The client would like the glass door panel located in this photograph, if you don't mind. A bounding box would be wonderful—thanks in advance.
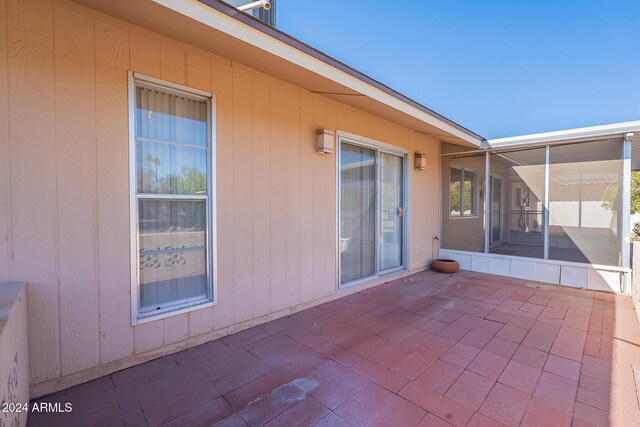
[380,153,404,271]
[490,177,502,244]
[340,143,376,283]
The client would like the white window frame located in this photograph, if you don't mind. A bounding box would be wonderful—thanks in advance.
[449,164,478,218]
[128,71,217,325]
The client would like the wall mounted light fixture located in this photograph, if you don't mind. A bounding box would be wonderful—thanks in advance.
[414,152,427,170]
[316,129,334,154]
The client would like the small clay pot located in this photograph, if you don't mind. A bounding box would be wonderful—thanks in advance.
[432,259,460,274]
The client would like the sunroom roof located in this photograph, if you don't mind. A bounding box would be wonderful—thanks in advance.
[488,120,640,148]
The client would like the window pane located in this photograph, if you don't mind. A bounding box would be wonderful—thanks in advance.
[549,139,623,266]
[463,170,476,215]
[137,141,207,195]
[135,85,208,196]
[136,86,207,146]
[138,200,208,313]
[340,143,376,284]
[450,167,462,216]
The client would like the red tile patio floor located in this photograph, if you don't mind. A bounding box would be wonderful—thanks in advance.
[29,270,640,427]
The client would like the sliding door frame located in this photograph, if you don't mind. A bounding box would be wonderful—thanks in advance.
[336,131,410,291]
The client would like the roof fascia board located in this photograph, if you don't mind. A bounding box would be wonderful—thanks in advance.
[488,120,640,148]
[152,0,483,145]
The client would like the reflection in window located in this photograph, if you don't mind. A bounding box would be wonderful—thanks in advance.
[135,86,208,195]
[449,167,462,216]
[138,200,208,314]
[450,166,477,217]
[340,143,376,284]
[463,170,476,215]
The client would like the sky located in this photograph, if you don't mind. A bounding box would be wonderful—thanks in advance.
[277,0,640,139]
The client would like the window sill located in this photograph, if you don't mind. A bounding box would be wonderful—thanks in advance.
[133,299,215,326]
[338,268,408,292]
[449,215,479,219]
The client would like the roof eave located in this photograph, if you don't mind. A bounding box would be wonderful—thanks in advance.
[488,120,640,148]
[151,0,483,145]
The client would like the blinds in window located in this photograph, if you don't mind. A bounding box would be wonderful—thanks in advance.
[135,86,208,195]
[133,80,211,316]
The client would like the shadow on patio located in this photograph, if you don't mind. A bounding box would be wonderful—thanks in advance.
[28,270,640,426]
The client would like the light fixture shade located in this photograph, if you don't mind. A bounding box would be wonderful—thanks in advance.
[414,152,427,170]
[316,129,334,154]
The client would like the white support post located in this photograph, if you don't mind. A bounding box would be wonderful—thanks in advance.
[622,133,633,293]
[544,145,550,260]
[437,142,442,260]
[484,151,490,253]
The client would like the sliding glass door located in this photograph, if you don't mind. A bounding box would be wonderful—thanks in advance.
[340,143,376,283]
[380,153,404,271]
[339,137,406,287]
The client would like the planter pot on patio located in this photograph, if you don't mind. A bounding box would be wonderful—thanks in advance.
[432,259,459,274]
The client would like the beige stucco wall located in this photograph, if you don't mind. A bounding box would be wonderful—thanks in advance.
[0,0,441,397]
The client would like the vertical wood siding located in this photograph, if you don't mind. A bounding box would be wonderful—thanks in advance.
[0,0,11,282]
[7,0,61,384]
[95,21,133,364]
[54,7,99,375]
[186,52,215,337]
[0,0,441,391]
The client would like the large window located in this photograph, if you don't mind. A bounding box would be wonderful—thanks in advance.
[129,73,214,323]
[450,166,477,217]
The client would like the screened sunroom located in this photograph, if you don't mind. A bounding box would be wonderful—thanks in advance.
[439,124,637,293]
